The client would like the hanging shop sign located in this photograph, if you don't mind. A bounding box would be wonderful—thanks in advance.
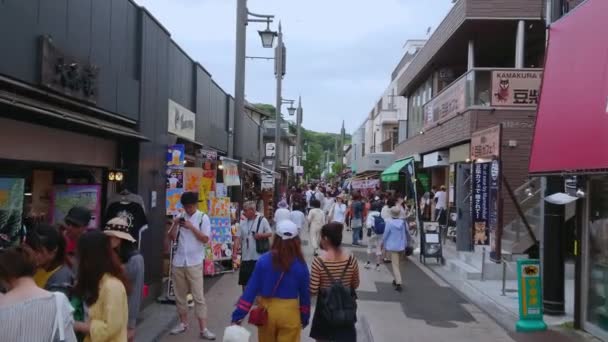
[423,76,467,128]
[198,148,218,161]
[265,143,276,157]
[488,159,502,261]
[167,144,185,168]
[491,70,542,107]
[222,161,241,187]
[516,259,547,332]
[261,173,274,190]
[0,178,24,247]
[351,179,380,190]
[472,162,490,245]
[294,165,304,175]
[423,151,450,168]
[471,125,501,160]
[168,99,196,141]
[40,36,99,103]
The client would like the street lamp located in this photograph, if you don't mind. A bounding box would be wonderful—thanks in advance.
[233,0,275,158]
[281,99,296,116]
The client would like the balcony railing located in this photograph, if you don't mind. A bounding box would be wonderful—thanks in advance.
[422,68,543,129]
[381,137,397,152]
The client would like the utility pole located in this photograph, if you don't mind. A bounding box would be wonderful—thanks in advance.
[232,0,247,158]
[274,23,284,200]
[296,96,303,182]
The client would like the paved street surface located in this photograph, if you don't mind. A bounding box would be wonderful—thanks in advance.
[160,230,584,342]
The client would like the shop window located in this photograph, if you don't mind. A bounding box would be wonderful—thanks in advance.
[587,176,608,334]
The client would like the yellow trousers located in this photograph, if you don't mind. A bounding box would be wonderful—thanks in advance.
[257,297,301,342]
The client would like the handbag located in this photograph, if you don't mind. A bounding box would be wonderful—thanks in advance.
[254,216,270,254]
[248,272,285,326]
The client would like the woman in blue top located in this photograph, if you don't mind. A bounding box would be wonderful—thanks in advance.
[231,220,311,341]
[382,206,409,292]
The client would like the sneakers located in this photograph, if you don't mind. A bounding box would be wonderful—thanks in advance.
[375,264,381,271]
[170,322,188,335]
[200,328,216,340]
[364,261,371,269]
[395,284,403,292]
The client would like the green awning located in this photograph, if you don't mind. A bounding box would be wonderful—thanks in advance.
[381,158,413,182]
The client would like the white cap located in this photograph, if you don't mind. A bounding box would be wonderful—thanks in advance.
[276,220,299,240]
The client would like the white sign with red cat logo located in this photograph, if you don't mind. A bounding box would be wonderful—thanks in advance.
[491,70,543,107]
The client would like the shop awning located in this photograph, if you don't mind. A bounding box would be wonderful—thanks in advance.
[242,161,278,176]
[529,0,608,174]
[381,158,413,182]
[0,89,148,141]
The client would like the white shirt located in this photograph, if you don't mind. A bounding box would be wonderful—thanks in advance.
[290,210,306,230]
[239,214,272,261]
[172,210,211,267]
[305,190,313,206]
[331,203,347,224]
[274,208,291,223]
[323,197,335,215]
[435,190,447,209]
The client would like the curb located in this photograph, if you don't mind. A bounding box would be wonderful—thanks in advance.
[358,314,375,342]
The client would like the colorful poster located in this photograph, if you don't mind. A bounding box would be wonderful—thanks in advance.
[166,188,183,216]
[51,185,101,229]
[184,167,203,192]
[210,197,230,217]
[489,160,501,261]
[222,161,241,187]
[210,217,232,260]
[166,169,184,189]
[0,178,24,247]
[167,144,185,168]
[198,178,213,214]
[472,163,490,245]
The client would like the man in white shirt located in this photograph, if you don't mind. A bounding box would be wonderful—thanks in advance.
[236,201,272,291]
[434,185,448,224]
[169,192,215,340]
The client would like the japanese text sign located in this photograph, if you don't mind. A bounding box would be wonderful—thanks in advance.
[472,163,490,245]
[471,125,501,160]
[424,76,467,127]
[491,70,542,107]
[516,259,547,332]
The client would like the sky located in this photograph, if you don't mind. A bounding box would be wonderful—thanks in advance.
[135,0,454,134]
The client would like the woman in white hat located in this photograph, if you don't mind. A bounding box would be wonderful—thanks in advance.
[104,217,145,342]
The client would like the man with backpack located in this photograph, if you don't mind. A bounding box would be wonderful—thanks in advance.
[235,201,272,292]
[364,199,385,270]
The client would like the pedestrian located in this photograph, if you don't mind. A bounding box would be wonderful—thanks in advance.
[231,220,311,342]
[307,199,325,256]
[24,224,74,295]
[0,246,77,342]
[274,200,291,224]
[434,185,447,224]
[327,193,347,225]
[103,217,145,342]
[62,206,91,268]
[167,192,216,340]
[305,185,314,213]
[350,192,364,246]
[364,200,384,271]
[290,200,308,234]
[237,201,273,292]
[314,186,326,210]
[382,206,409,292]
[380,197,396,263]
[72,231,130,341]
[309,223,360,341]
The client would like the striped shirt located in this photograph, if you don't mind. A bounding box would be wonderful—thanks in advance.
[310,255,360,295]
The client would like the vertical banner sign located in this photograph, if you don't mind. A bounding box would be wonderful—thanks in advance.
[516,259,547,332]
[166,145,185,216]
[223,161,241,187]
[0,178,24,247]
[488,160,500,261]
[472,163,490,245]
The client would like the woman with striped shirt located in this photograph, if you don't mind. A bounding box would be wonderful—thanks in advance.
[309,223,360,341]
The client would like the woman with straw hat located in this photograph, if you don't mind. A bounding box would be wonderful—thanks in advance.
[103,217,145,342]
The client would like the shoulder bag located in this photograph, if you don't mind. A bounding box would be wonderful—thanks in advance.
[248,272,285,326]
[254,216,270,254]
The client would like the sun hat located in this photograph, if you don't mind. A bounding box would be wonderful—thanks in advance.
[103,217,136,243]
[278,200,288,209]
[276,220,299,240]
[64,206,91,227]
[390,206,401,219]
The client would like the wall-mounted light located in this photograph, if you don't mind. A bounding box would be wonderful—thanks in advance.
[218,163,224,170]
[576,188,586,198]
[108,170,125,182]
[465,158,471,163]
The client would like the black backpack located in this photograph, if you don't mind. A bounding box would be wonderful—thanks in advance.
[319,256,357,326]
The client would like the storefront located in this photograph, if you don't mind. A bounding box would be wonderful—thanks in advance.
[529,0,608,338]
[422,150,450,220]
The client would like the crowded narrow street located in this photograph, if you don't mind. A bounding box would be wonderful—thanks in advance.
[1,0,608,341]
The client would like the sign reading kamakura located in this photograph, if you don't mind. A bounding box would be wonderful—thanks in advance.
[491,70,543,107]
